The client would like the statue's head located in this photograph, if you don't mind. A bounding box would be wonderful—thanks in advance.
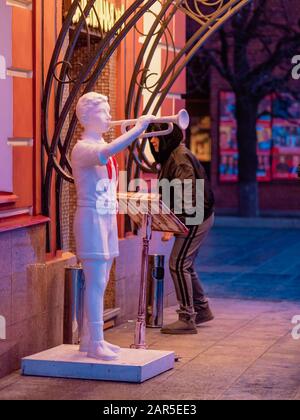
[76,92,111,133]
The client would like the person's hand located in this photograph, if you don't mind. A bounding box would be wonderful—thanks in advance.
[135,115,155,131]
[162,232,174,242]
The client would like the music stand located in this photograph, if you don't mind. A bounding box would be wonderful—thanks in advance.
[118,192,188,349]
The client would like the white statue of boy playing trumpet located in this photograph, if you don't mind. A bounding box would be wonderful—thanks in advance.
[72,92,154,361]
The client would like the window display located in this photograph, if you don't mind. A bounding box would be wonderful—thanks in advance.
[190,116,211,162]
[219,91,300,182]
[272,93,300,180]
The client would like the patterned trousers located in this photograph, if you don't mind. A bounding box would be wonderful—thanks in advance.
[169,214,215,316]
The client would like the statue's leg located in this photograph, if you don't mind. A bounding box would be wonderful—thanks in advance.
[82,259,118,360]
[80,259,120,353]
[79,291,89,352]
[103,258,121,354]
[105,258,114,287]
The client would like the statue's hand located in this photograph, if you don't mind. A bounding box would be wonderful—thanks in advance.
[135,115,155,131]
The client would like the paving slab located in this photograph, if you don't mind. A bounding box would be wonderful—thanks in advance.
[0,298,299,400]
[198,226,300,303]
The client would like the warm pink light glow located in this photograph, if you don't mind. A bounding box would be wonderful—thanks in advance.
[0,2,13,192]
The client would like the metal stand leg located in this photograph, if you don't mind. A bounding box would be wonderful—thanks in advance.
[132,213,152,349]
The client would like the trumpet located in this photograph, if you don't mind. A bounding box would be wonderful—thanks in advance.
[110,109,190,139]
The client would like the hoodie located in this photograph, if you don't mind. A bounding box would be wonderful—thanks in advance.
[148,124,215,226]
[148,123,183,164]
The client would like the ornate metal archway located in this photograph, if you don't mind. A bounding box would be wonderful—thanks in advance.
[42,0,252,250]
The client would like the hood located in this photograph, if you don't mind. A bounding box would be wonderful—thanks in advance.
[148,123,183,164]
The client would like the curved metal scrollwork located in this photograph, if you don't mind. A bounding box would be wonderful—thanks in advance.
[42,0,252,250]
[42,0,156,249]
[133,2,177,95]
[126,0,252,179]
[182,0,233,24]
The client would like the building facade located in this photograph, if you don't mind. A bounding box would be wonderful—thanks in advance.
[0,0,186,378]
[187,0,300,216]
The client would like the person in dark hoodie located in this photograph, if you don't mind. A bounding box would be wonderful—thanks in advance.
[148,123,215,334]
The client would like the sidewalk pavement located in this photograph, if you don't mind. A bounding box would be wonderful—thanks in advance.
[0,297,299,400]
[197,226,300,302]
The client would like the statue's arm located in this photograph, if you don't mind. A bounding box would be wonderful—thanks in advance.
[72,116,153,167]
[98,115,153,163]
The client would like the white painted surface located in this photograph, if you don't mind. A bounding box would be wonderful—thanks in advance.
[141,2,162,116]
[22,345,175,383]
[140,2,165,164]
[7,137,33,146]
[6,67,33,78]
[0,55,6,79]
[6,0,32,10]
[0,206,32,218]
[0,2,13,192]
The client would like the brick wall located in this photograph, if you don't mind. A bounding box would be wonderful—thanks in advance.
[0,225,76,378]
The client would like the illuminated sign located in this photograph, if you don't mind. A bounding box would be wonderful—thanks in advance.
[70,0,125,33]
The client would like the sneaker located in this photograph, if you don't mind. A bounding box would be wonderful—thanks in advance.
[194,302,214,326]
[161,314,197,335]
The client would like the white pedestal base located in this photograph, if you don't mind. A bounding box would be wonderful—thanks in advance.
[21,345,175,383]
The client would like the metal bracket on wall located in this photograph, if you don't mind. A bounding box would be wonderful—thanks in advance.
[7,138,33,147]
[0,207,33,219]
[6,0,32,10]
[6,67,33,79]
[0,194,18,205]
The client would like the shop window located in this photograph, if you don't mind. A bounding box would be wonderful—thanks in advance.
[0,3,13,193]
[190,115,212,179]
[219,91,300,182]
